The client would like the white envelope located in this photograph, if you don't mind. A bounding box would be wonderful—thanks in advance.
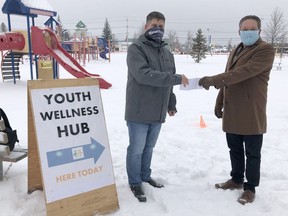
[180,78,203,90]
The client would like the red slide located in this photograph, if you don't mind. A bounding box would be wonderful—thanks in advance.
[31,26,112,89]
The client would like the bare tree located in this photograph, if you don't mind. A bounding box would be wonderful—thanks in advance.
[133,23,145,41]
[227,39,233,52]
[132,32,138,42]
[167,30,177,52]
[263,8,287,47]
[184,31,193,54]
[0,22,7,32]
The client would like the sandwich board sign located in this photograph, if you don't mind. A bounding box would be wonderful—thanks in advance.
[27,78,119,216]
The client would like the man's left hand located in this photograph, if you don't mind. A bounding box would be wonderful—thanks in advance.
[198,76,215,90]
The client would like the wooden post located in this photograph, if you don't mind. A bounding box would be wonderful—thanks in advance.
[96,37,99,60]
[108,39,111,63]
[83,36,86,66]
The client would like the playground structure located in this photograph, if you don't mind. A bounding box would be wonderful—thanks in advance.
[0,0,112,89]
[98,38,110,60]
[31,26,111,88]
[0,32,26,81]
[61,36,111,64]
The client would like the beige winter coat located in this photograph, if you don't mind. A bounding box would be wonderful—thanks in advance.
[212,38,275,135]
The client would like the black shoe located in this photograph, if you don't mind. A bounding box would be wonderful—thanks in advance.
[130,186,147,202]
[145,179,164,188]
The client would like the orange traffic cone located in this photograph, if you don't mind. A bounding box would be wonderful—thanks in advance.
[200,115,207,128]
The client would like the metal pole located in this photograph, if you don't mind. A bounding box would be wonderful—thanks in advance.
[27,15,34,80]
[0,161,3,181]
[126,18,128,50]
[7,14,17,84]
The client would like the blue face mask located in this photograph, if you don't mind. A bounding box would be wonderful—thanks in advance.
[144,27,164,44]
[239,30,260,46]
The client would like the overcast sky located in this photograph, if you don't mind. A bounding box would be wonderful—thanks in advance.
[1,0,288,45]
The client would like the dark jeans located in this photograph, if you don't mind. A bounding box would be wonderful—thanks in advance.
[226,133,263,193]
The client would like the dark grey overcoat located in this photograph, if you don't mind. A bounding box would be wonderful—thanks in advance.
[125,35,182,124]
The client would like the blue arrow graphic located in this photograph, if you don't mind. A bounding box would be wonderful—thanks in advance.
[46,138,105,168]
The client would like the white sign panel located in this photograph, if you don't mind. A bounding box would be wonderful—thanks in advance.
[30,85,115,203]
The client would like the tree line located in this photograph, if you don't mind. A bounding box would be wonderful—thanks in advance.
[1,8,287,63]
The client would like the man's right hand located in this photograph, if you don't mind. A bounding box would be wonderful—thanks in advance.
[181,75,189,87]
[198,76,215,90]
[214,105,223,118]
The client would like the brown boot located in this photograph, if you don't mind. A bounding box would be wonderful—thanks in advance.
[215,179,243,190]
[237,190,255,205]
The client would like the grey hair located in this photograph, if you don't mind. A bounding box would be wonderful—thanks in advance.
[239,15,261,29]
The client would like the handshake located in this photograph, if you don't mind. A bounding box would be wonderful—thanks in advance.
[198,76,215,90]
[179,76,216,91]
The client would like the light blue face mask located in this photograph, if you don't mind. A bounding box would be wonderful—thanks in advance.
[239,30,260,46]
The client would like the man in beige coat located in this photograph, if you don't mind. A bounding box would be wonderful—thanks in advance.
[198,15,275,205]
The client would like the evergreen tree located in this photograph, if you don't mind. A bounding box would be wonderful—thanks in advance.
[56,15,71,41]
[102,18,113,41]
[190,29,208,63]
[0,22,7,33]
[55,15,63,40]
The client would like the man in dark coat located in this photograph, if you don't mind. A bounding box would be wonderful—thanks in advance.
[125,11,189,202]
[198,15,275,205]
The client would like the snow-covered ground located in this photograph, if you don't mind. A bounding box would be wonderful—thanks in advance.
[0,52,288,216]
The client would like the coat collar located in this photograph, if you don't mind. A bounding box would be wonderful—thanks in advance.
[138,34,167,48]
[229,38,263,67]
